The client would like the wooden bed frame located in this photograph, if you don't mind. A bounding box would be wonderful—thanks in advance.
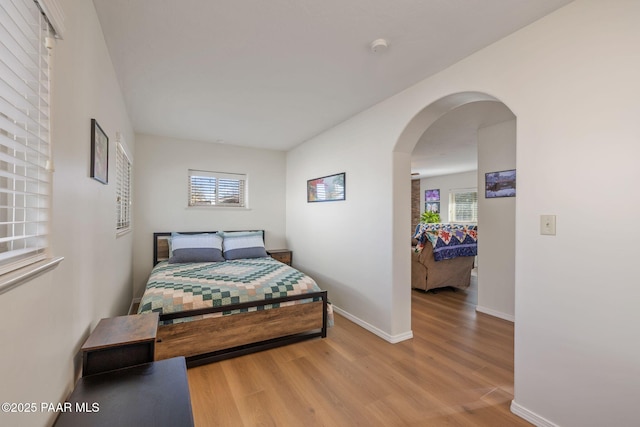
[148,231,328,367]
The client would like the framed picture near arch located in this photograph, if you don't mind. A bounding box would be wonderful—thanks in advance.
[307,172,346,202]
[425,188,440,202]
[90,118,109,184]
[485,169,516,198]
[426,202,440,213]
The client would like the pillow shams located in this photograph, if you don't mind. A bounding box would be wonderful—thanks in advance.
[221,231,268,260]
[169,233,225,263]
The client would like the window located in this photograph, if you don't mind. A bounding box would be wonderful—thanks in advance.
[116,142,131,233]
[188,170,246,208]
[0,0,54,275]
[449,189,478,223]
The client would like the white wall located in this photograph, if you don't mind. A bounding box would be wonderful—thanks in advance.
[286,124,411,340]
[288,1,640,426]
[132,134,287,296]
[420,171,477,223]
[477,120,516,321]
[0,1,135,426]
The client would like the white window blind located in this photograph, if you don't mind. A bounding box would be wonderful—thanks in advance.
[0,0,53,275]
[116,142,131,232]
[449,189,478,223]
[188,169,246,207]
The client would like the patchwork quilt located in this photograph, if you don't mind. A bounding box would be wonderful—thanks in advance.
[138,257,322,324]
[413,223,478,261]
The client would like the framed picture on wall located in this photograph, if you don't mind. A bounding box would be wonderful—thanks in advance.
[307,172,346,202]
[425,188,440,202]
[90,118,109,184]
[426,202,440,213]
[485,169,516,198]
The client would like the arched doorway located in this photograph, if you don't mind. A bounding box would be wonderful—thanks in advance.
[391,91,517,333]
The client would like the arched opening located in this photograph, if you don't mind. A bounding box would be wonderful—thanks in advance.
[390,91,517,334]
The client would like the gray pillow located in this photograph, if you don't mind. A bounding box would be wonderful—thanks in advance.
[168,233,224,263]
[220,231,268,260]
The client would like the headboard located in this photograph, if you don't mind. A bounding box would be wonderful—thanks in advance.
[153,230,265,266]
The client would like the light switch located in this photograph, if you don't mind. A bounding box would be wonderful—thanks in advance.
[540,215,556,235]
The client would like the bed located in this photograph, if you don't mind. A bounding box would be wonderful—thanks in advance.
[137,231,328,367]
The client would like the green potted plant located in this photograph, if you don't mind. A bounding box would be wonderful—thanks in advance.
[421,210,440,223]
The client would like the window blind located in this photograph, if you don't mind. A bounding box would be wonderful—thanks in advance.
[449,189,478,223]
[116,142,131,232]
[188,169,246,207]
[0,0,53,275]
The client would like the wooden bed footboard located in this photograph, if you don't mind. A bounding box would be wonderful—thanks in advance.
[155,291,328,367]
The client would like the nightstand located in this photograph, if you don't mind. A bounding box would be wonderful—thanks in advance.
[81,312,159,376]
[267,249,292,266]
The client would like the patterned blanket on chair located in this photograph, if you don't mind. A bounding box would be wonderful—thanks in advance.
[413,223,478,261]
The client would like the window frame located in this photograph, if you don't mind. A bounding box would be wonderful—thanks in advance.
[115,142,132,234]
[0,0,65,294]
[448,188,478,223]
[0,0,53,276]
[187,169,247,208]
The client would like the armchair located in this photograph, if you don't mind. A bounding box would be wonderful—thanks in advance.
[411,223,477,291]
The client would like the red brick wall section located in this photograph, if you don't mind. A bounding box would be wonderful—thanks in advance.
[411,179,420,234]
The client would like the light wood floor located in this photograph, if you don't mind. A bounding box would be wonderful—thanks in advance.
[187,280,530,426]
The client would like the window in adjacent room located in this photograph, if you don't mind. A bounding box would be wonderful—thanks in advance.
[116,142,131,233]
[449,188,478,223]
[188,169,247,208]
[0,0,55,276]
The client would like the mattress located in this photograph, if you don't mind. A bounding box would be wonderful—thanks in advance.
[137,257,322,324]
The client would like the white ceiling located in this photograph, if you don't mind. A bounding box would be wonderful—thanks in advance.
[93,0,571,155]
[411,101,515,179]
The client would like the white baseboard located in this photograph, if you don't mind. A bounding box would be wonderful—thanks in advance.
[511,400,559,427]
[475,305,515,322]
[332,305,413,343]
[128,297,141,315]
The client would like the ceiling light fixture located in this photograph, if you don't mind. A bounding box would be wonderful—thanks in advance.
[370,38,388,54]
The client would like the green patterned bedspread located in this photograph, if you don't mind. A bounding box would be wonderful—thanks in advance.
[137,257,322,324]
